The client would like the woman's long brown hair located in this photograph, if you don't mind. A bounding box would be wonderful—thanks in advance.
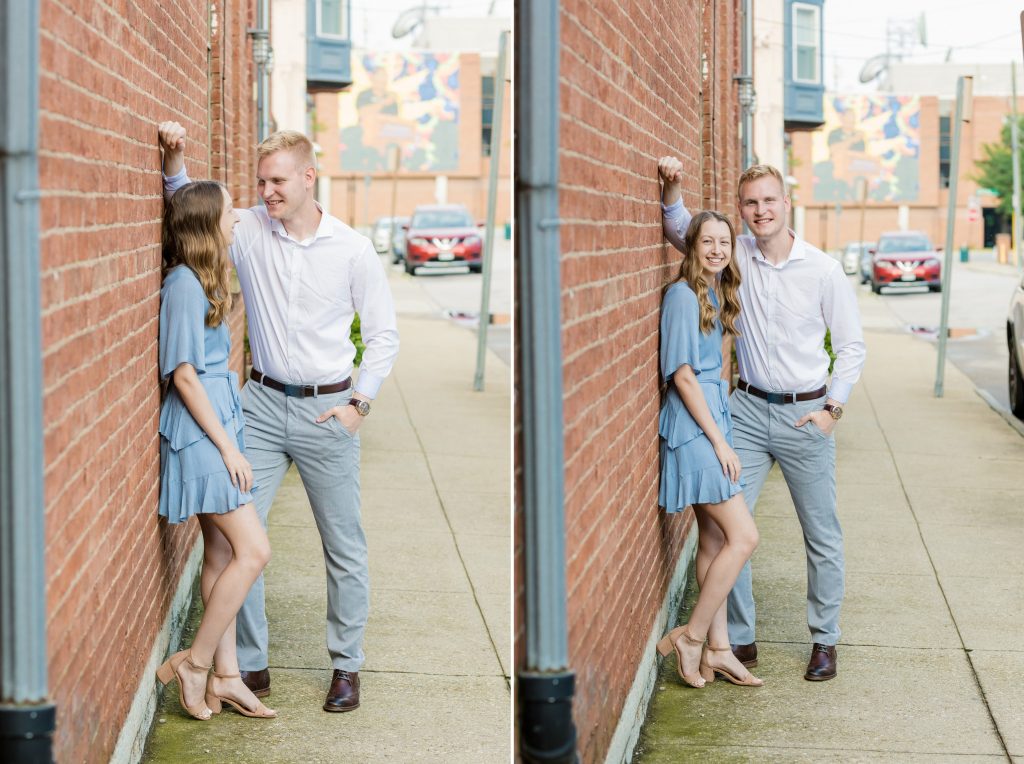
[161,181,232,327]
[673,210,742,336]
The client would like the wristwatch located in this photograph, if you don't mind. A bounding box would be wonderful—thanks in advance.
[823,403,843,421]
[348,398,371,417]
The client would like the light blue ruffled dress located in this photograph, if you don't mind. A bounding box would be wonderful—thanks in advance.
[158,265,254,524]
[659,281,743,512]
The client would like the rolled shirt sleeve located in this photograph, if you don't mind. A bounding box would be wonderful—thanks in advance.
[163,167,190,200]
[350,240,400,399]
[821,266,866,404]
[662,199,693,253]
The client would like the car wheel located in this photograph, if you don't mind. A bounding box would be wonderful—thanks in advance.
[405,260,416,276]
[871,280,882,294]
[1010,339,1024,418]
[469,264,482,274]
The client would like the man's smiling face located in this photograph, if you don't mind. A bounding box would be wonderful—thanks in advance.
[738,175,791,241]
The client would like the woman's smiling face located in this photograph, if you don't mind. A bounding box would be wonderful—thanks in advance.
[694,218,733,277]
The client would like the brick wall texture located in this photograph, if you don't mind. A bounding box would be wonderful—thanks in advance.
[37,1,255,761]
[514,2,743,762]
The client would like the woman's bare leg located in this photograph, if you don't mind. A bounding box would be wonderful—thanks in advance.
[685,494,758,640]
[693,510,731,651]
[174,505,270,712]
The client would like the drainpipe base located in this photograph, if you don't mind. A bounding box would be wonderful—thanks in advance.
[518,671,577,764]
[0,703,56,764]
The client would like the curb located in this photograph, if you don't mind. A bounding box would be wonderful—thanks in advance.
[974,387,1024,439]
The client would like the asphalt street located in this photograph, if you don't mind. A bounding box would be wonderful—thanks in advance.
[848,251,1021,417]
[385,237,512,367]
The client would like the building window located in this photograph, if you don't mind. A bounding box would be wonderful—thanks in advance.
[939,115,951,189]
[318,0,347,39]
[481,75,495,156]
[792,3,820,84]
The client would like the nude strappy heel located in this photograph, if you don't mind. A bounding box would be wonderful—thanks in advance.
[205,670,278,718]
[701,645,764,687]
[155,649,214,720]
[656,625,707,688]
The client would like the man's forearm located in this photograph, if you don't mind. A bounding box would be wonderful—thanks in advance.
[162,148,184,177]
[661,179,682,207]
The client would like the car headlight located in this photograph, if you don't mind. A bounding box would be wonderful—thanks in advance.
[923,258,940,267]
[409,237,429,247]
[463,235,481,247]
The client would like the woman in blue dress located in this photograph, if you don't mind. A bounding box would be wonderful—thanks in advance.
[655,211,763,688]
[154,181,276,720]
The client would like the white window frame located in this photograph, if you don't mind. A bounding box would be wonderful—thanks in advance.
[791,2,821,85]
[316,0,348,40]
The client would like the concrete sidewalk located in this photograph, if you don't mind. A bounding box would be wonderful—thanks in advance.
[143,270,510,763]
[636,287,1024,761]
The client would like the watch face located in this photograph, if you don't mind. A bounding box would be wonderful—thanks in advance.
[351,399,370,416]
[829,406,843,420]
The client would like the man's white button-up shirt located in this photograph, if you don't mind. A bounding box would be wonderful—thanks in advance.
[663,200,865,404]
[166,169,399,398]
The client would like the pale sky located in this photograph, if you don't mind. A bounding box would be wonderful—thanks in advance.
[823,0,1023,92]
[349,0,511,50]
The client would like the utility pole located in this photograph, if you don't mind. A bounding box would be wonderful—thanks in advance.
[935,76,973,397]
[1011,64,1022,268]
[473,30,508,392]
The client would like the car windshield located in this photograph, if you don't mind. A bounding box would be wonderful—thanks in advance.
[374,218,395,231]
[878,236,930,253]
[412,211,473,228]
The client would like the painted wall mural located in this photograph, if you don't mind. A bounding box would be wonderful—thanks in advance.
[338,51,460,172]
[811,95,920,202]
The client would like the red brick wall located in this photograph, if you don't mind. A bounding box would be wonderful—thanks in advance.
[514,2,742,762]
[37,1,255,761]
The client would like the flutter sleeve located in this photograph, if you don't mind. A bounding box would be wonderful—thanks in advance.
[660,283,703,380]
[159,271,208,379]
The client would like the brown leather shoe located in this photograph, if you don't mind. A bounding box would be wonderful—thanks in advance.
[731,642,758,668]
[323,670,360,712]
[804,644,837,681]
[240,668,271,698]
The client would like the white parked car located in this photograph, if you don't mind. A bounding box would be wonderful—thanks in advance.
[1008,273,1024,418]
[842,241,870,276]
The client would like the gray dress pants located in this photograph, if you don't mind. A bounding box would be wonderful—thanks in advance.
[235,381,367,672]
[726,388,844,646]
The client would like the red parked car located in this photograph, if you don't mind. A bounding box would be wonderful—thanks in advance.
[403,204,482,275]
[869,232,942,294]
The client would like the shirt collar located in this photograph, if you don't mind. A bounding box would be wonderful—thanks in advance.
[271,201,333,244]
[751,229,806,267]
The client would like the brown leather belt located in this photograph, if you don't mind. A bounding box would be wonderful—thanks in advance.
[250,370,352,398]
[738,379,826,404]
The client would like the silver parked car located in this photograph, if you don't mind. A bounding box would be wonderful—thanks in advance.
[1008,273,1024,418]
[842,241,870,276]
[371,216,404,255]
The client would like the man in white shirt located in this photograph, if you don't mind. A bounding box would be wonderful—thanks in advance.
[658,158,866,681]
[159,122,400,711]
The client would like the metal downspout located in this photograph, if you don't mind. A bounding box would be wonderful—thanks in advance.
[516,1,577,762]
[0,0,56,761]
[251,0,272,142]
[737,0,756,170]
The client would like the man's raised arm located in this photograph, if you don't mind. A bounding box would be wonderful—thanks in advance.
[658,155,692,253]
[158,121,190,199]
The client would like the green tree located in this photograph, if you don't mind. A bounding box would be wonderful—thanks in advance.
[972,116,1024,216]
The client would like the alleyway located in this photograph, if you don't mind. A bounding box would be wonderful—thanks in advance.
[635,286,1024,761]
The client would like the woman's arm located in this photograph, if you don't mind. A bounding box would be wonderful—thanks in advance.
[172,362,252,492]
[672,365,741,482]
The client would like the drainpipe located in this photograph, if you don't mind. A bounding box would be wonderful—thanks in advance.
[250,0,273,141]
[0,1,56,762]
[736,0,756,171]
[516,1,577,763]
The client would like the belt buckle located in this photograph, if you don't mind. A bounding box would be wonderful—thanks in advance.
[766,391,791,404]
[283,383,305,397]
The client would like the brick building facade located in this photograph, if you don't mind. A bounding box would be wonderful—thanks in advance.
[36,1,256,760]
[515,2,743,762]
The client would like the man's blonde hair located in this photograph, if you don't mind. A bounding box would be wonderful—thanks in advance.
[257,130,317,171]
[737,164,787,199]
